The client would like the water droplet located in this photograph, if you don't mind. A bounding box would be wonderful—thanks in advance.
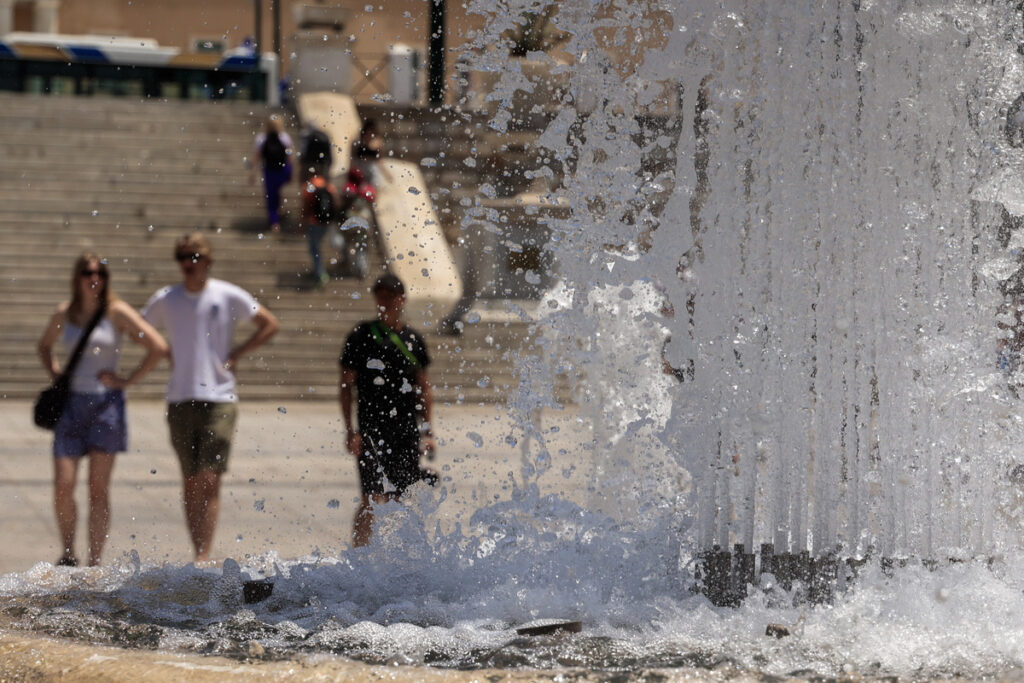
[477,376,491,388]
[367,358,385,370]
[341,216,370,232]
[150,469,157,474]
[421,157,437,168]
[327,499,340,509]
[277,406,287,414]
[467,312,481,324]
[91,210,99,216]
[254,499,265,512]
[466,432,483,447]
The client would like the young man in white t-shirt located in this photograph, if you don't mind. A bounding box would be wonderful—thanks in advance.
[143,233,279,562]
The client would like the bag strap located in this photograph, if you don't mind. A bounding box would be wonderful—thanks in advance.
[62,304,107,380]
[370,321,421,369]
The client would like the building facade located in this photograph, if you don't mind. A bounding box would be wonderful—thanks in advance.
[0,0,489,103]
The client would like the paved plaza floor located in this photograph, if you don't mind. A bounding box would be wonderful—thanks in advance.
[0,399,591,575]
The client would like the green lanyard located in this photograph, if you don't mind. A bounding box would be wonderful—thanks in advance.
[370,322,421,369]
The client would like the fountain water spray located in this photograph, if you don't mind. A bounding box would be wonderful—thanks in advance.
[490,1,1024,602]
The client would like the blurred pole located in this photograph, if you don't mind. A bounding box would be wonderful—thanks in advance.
[272,0,282,61]
[253,0,262,51]
[428,0,445,106]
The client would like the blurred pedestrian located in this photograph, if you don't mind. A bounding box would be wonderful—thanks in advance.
[298,122,333,183]
[339,274,437,547]
[334,120,386,279]
[346,119,386,205]
[301,167,339,286]
[37,252,168,566]
[249,115,293,233]
[143,233,279,562]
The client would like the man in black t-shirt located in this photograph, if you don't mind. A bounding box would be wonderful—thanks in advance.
[339,274,437,547]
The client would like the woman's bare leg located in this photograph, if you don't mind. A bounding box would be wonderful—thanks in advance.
[86,451,116,566]
[54,457,80,564]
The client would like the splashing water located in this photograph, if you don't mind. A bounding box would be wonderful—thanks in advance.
[513,0,1024,563]
[7,1,1024,678]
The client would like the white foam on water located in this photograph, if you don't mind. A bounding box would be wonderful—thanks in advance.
[7,534,1024,675]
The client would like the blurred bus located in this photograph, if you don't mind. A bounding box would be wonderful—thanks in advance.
[0,32,279,103]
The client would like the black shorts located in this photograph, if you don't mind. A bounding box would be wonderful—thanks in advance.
[357,437,436,496]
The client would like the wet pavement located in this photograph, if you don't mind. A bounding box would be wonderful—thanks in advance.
[0,398,587,574]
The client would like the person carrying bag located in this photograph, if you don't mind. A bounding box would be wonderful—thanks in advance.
[33,304,105,429]
[36,253,168,567]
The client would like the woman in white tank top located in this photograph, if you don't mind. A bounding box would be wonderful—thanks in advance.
[37,253,168,567]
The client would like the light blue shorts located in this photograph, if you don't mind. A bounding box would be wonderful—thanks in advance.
[53,390,127,458]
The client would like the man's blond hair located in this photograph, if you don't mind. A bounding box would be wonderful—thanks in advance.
[175,232,213,260]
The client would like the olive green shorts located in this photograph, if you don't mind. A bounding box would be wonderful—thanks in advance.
[167,401,238,477]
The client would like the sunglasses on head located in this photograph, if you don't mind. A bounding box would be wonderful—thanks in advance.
[175,252,205,262]
[79,268,107,278]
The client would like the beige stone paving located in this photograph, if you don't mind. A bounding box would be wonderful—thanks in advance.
[0,399,701,682]
[0,398,589,575]
[0,628,728,683]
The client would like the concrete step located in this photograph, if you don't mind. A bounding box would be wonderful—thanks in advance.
[0,193,262,212]
[1,378,520,405]
[0,174,264,193]
[0,339,529,374]
[0,323,532,357]
[2,344,529,371]
[0,210,273,231]
[4,354,533,407]
[0,93,266,119]
[0,123,259,140]
[0,140,258,161]
[3,346,531,404]
[1,342,532,368]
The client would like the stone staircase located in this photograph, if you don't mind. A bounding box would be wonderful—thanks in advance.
[0,93,538,405]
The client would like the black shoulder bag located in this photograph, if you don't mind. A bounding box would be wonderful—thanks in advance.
[33,305,106,430]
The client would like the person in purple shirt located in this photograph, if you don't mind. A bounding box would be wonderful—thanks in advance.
[249,115,294,233]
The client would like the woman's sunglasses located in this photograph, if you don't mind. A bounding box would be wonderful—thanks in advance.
[79,268,108,278]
